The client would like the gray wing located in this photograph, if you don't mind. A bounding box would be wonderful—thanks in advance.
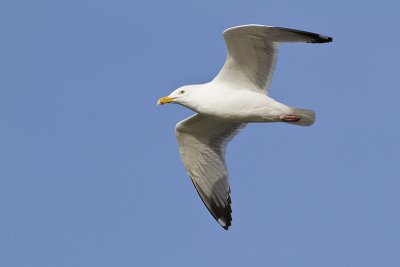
[212,24,332,94]
[176,114,246,230]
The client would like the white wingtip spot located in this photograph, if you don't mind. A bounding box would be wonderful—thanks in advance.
[218,218,226,226]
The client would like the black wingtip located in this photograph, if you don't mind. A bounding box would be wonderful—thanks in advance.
[216,195,232,230]
[310,34,333,43]
[218,218,231,230]
[190,179,233,231]
[273,27,333,44]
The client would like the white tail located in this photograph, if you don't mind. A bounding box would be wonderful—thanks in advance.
[289,108,316,126]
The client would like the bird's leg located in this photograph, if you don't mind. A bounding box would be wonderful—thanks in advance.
[279,114,301,122]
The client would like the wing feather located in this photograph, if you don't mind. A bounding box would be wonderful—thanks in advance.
[176,114,245,230]
[212,24,333,93]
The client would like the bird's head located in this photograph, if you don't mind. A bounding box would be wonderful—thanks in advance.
[157,85,198,108]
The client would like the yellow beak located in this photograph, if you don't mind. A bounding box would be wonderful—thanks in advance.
[157,96,175,105]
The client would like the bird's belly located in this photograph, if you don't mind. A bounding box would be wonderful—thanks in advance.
[211,108,281,123]
[197,95,289,123]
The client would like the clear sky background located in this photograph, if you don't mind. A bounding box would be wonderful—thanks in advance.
[1,1,399,266]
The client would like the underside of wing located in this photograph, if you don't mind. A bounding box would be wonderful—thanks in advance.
[212,24,333,93]
[175,114,245,230]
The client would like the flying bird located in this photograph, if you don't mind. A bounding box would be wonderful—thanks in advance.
[157,24,332,230]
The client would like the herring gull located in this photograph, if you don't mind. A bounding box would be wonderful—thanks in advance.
[157,24,332,230]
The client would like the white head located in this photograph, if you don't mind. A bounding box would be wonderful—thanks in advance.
[157,85,200,110]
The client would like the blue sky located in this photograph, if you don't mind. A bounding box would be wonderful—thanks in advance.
[1,0,399,266]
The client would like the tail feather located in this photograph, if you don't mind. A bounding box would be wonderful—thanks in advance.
[289,108,316,126]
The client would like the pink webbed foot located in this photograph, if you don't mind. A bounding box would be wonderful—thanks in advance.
[279,114,301,122]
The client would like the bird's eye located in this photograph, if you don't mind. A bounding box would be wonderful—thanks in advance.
[179,90,185,94]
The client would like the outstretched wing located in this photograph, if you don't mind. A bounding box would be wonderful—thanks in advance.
[213,24,332,94]
[176,114,246,230]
